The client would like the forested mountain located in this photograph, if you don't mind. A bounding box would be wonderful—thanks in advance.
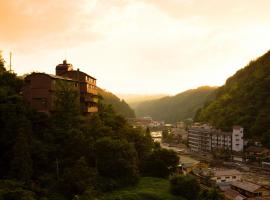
[135,86,217,123]
[98,88,135,118]
[195,51,270,147]
[118,94,167,109]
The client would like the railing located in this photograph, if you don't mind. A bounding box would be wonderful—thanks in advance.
[87,87,98,95]
[86,106,98,113]
[84,95,98,103]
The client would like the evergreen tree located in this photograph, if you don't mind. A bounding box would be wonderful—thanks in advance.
[9,120,33,182]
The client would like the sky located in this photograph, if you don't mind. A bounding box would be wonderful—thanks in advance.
[1,0,270,95]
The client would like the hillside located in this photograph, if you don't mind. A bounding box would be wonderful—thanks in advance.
[118,94,168,109]
[195,51,270,146]
[135,86,217,123]
[98,88,136,118]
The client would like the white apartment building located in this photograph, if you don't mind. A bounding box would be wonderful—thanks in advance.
[188,124,244,152]
[232,126,244,152]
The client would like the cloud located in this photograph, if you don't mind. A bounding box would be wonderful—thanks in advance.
[0,0,102,51]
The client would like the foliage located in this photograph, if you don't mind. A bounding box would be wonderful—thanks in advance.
[0,180,36,200]
[199,188,224,200]
[141,148,179,178]
[0,66,155,199]
[95,137,139,188]
[0,51,5,73]
[0,52,216,199]
[170,175,200,200]
[98,87,135,118]
[135,86,217,123]
[96,177,184,200]
[195,50,270,145]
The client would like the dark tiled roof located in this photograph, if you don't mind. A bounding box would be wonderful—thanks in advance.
[231,181,261,193]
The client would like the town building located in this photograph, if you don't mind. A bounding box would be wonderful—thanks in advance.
[223,188,246,200]
[211,169,242,184]
[188,124,244,152]
[245,146,270,162]
[23,60,98,114]
[230,181,270,198]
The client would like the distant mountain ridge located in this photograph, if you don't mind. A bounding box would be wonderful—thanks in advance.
[118,94,168,109]
[195,50,270,147]
[98,88,135,118]
[134,86,217,123]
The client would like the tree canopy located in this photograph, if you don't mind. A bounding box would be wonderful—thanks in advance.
[195,50,270,147]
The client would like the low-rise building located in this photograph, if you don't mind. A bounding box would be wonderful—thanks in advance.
[245,146,270,162]
[230,181,270,198]
[224,188,247,200]
[211,169,242,184]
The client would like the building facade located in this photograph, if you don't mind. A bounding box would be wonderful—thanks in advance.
[211,169,242,184]
[188,124,244,152]
[232,126,244,152]
[23,60,98,114]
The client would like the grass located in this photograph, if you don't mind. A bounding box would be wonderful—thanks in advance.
[99,177,186,200]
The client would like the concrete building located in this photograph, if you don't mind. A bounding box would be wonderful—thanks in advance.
[232,126,244,152]
[23,73,78,114]
[188,124,244,152]
[23,60,98,114]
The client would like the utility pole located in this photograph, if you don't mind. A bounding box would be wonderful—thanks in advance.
[56,158,59,180]
[9,52,12,72]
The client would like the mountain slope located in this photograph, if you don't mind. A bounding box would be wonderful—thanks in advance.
[195,50,270,145]
[98,88,135,118]
[119,94,168,109]
[135,86,217,123]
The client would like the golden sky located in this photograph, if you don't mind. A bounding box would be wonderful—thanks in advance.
[1,0,270,94]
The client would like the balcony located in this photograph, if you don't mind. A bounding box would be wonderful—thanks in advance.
[84,95,99,103]
[84,106,98,113]
[87,87,98,95]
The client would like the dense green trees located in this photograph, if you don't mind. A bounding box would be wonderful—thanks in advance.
[0,56,178,199]
[199,188,224,200]
[141,149,179,178]
[135,86,217,123]
[98,88,135,118]
[170,175,200,200]
[195,51,270,146]
[0,53,202,200]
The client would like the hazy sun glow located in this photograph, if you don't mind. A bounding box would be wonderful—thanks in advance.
[1,0,270,94]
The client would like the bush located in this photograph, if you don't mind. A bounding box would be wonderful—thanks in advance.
[170,175,200,200]
[141,149,179,178]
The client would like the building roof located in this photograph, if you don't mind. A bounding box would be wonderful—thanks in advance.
[231,181,262,193]
[246,146,269,153]
[213,169,241,177]
[233,125,243,130]
[64,70,97,80]
[212,130,232,136]
[27,73,75,81]
[47,74,75,81]
[224,188,246,200]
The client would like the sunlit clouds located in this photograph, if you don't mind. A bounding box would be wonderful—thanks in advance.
[1,0,270,94]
